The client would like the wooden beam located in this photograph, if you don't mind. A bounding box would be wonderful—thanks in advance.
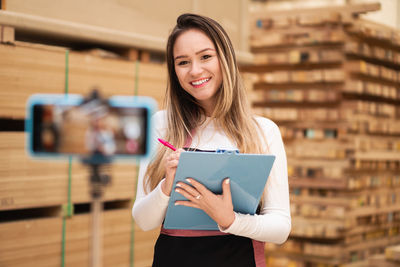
[124,48,139,61]
[290,177,348,189]
[140,51,151,63]
[0,10,253,64]
[1,25,14,43]
[0,10,165,51]
[251,2,381,19]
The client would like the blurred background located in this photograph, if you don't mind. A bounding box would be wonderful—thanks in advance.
[1,0,400,266]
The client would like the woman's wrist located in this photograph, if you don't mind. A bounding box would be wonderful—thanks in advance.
[219,212,235,230]
[161,179,172,196]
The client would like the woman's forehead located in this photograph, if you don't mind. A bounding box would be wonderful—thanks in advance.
[173,29,215,57]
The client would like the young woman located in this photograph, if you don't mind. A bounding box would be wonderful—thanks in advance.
[132,13,291,267]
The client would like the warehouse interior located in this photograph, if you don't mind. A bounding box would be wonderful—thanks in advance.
[1,0,400,266]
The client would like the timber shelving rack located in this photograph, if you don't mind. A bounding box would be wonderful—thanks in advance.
[243,2,400,267]
[0,7,165,267]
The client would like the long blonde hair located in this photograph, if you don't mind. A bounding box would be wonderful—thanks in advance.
[144,13,267,193]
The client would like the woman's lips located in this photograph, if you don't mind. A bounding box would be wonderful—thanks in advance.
[190,77,211,88]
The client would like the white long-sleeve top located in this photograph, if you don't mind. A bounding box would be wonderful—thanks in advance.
[132,110,291,244]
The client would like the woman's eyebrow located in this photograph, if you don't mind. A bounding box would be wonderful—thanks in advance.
[195,48,215,55]
[174,48,215,61]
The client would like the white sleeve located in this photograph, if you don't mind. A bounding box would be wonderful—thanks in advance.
[219,121,291,244]
[131,157,170,231]
[131,110,170,231]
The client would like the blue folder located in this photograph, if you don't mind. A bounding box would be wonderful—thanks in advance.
[163,150,276,230]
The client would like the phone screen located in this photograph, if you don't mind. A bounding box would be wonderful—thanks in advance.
[31,103,149,156]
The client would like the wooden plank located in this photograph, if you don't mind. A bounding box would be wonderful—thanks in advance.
[266,256,305,267]
[250,3,381,20]
[0,42,65,118]
[290,216,346,238]
[0,208,159,267]
[140,51,151,63]
[385,245,400,262]
[353,151,400,161]
[342,260,369,267]
[137,62,167,109]
[257,106,340,122]
[0,10,165,52]
[290,195,350,208]
[1,25,13,43]
[250,27,346,50]
[264,249,343,266]
[290,177,348,189]
[346,18,400,47]
[349,204,400,218]
[345,235,400,255]
[67,50,139,96]
[368,254,399,267]
[124,48,139,61]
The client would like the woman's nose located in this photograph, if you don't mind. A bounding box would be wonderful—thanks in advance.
[189,61,202,76]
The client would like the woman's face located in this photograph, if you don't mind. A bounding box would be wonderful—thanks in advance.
[173,29,223,116]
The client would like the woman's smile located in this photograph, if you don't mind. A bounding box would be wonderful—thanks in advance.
[190,77,211,88]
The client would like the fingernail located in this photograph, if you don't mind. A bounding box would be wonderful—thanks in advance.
[175,202,180,206]
[176,183,182,187]
[225,179,230,184]
[186,178,191,183]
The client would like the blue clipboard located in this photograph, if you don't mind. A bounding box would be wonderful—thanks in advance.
[163,150,275,230]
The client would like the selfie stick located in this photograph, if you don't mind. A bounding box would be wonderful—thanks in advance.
[82,155,111,267]
[81,90,112,267]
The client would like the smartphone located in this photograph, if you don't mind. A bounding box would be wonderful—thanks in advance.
[26,94,156,160]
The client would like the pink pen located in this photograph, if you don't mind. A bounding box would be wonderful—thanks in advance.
[158,138,177,151]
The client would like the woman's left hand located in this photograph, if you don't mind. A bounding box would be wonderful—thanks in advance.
[174,178,235,229]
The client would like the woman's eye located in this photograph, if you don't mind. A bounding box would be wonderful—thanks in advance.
[202,55,212,60]
[177,60,189,66]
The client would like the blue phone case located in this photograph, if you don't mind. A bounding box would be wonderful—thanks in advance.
[25,94,157,160]
[164,150,276,230]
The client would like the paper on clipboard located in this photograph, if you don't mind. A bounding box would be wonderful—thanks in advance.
[163,150,275,230]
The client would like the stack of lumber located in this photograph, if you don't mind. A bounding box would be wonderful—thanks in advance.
[0,208,159,267]
[0,132,140,210]
[0,17,167,266]
[243,3,400,267]
[366,244,400,267]
[0,41,166,119]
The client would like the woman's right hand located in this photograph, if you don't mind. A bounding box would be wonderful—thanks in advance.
[161,148,184,196]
